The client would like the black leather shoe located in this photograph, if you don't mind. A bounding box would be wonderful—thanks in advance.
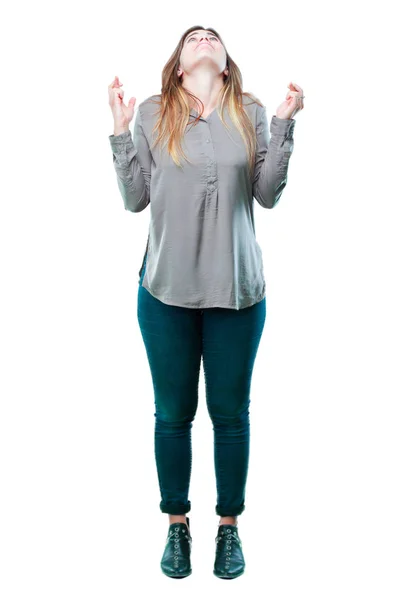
[160,517,192,578]
[213,523,245,579]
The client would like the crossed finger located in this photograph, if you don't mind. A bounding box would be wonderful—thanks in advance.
[108,76,123,89]
[289,81,305,111]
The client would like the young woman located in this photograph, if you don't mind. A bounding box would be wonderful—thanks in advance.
[108,25,304,579]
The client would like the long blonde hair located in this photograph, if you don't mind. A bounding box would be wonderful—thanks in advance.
[145,25,263,180]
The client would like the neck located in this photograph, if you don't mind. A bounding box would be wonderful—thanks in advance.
[182,70,224,113]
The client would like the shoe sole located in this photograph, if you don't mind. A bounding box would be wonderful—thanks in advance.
[161,568,192,578]
[213,569,245,579]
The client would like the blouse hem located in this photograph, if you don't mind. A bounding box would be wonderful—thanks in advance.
[141,281,266,311]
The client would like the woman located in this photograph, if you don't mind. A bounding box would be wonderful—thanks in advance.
[108,25,304,579]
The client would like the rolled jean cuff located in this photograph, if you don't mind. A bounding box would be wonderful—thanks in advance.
[160,500,191,515]
[215,501,245,517]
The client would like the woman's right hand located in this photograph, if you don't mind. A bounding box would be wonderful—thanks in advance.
[108,76,136,128]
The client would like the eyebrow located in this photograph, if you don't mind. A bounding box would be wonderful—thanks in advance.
[185,31,218,41]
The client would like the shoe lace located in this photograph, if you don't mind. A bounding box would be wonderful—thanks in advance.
[215,528,242,562]
[167,525,192,569]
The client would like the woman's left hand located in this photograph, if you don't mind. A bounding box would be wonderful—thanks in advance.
[275,82,305,120]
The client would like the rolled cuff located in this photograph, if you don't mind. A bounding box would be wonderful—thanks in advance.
[108,130,132,147]
[270,115,296,137]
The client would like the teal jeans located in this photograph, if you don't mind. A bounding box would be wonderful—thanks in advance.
[137,253,266,516]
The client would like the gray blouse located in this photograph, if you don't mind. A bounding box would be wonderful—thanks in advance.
[109,93,296,310]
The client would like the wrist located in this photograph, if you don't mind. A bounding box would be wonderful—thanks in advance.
[114,124,129,136]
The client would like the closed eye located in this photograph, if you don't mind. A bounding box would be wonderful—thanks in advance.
[187,35,218,42]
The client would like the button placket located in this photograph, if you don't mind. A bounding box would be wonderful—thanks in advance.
[202,123,217,196]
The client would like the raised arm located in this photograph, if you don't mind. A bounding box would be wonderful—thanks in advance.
[108,108,152,213]
[252,103,296,209]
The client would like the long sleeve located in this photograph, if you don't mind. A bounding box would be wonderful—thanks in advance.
[252,104,296,209]
[108,108,152,212]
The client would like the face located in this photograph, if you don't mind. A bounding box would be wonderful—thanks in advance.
[178,30,228,79]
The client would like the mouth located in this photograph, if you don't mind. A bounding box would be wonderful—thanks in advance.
[197,41,212,49]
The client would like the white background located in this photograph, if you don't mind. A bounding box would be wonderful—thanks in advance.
[1,0,399,598]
